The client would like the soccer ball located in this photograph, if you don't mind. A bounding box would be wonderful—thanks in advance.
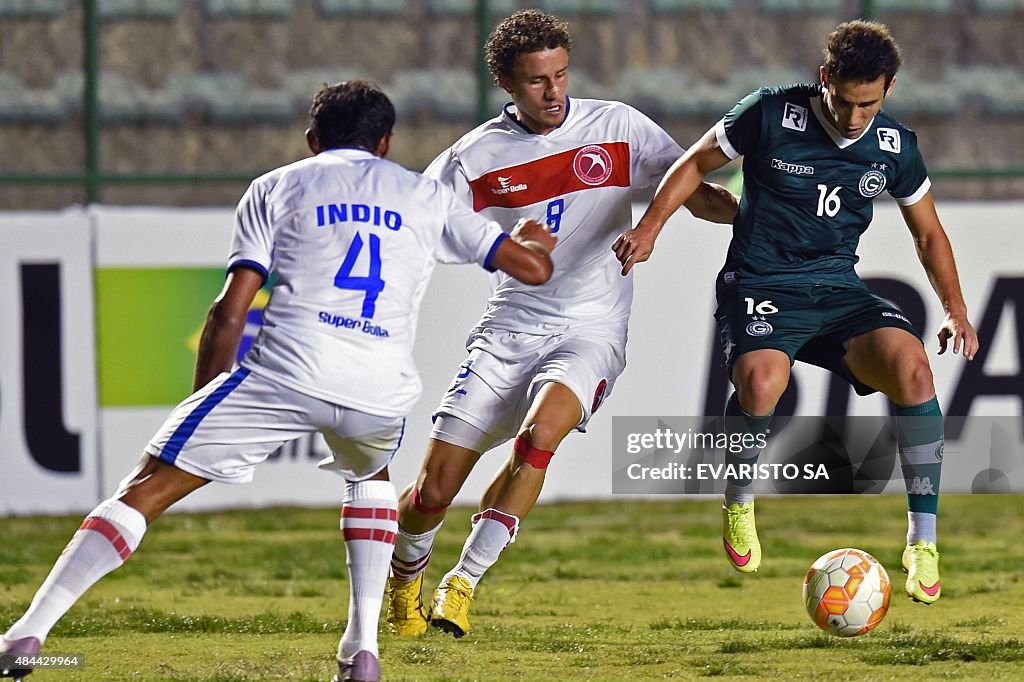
[802,548,891,637]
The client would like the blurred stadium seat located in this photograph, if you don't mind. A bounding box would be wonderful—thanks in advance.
[650,0,735,11]
[164,72,294,121]
[726,66,808,96]
[0,0,68,16]
[974,0,1024,10]
[872,0,954,11]
[611,67,738,118]
[759,0,842,11]
[424,0,515,15]
[286,67,362,105]
[317,0,407,14]
[881,71,959,118]
[98,71,186,121]
[98,0,183,18]
[205,0,294,16]
[389,68,476,119]
[0,71,67,121]
[540,0,624,14]
[948,65,1024,115]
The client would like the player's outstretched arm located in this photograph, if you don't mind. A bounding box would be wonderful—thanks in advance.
[899,193,979,360]
[683,181,739,225]
[613,127,732,274]
[490,219,557,285]
[192,266,264,389]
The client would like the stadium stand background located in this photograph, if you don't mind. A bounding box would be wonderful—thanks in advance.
[0,0,1022,208]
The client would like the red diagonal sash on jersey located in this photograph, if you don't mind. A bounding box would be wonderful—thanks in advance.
[469,141,631,211]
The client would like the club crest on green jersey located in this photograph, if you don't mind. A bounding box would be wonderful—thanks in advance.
[858,169,887,197]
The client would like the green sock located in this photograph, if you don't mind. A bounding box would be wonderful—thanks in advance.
[724,393,773,506]
[894,396,943,516]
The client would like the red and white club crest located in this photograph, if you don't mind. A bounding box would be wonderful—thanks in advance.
[573,145,614,186]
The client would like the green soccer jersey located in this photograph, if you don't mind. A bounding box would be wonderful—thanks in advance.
[716,83,930,287]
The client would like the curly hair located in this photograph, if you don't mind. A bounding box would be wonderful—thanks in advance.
[823,20,903,89]
[485,10,572,85]
[308,79,395,152]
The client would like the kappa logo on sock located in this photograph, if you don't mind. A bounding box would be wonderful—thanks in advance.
[908,476,936,495]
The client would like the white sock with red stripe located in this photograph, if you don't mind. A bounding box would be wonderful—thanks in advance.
[391,523,442,583]
[4,499,146,644]
[337,480,398,660]
[445,508,519,590]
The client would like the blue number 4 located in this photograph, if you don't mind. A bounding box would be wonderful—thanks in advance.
[334,232,385,318]
[546,198,564,233]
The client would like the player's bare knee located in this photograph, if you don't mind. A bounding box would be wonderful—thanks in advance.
[513,432,555,469]
[894,361,935,406]
[736,373,786,416]
[411,482,453,515]
[519,421,568,452]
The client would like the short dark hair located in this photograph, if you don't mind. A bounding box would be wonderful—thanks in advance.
[485,10,572,85]
[308,80,395,152]
[823,20,903,89]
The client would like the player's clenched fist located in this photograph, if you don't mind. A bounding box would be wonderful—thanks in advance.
[511,218,558,255]
[612,227,656,276]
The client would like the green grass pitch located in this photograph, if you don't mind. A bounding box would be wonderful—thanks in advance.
[2,495,1023,680]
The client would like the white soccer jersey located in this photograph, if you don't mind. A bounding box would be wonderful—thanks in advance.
[229,148,507,417]
[426,97,683,337]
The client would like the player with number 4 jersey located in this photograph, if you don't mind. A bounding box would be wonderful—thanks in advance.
[384,10,738,641]
[0,81,555,682]
[614,21,979,604]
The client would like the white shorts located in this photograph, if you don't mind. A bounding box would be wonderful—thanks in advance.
[432,327,625,452]
[144,368,405,484]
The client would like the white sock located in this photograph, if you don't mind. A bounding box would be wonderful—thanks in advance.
[907,511,937,545]
[391,523,442,583]
[445,508,519,590]
[337,480,398,661]
[4,499,146,644]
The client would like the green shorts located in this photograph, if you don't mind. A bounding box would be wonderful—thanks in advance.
[714,282,921,396]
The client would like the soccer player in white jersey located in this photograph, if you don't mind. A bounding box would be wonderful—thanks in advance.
[0,81,556,682]
[384,10,738,639]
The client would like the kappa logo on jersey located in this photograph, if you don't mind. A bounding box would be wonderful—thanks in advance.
[573,145,614,186]
[858,169,887,197]
[781,102,808,132]
[771,158,815,175]
[877,128,901,153]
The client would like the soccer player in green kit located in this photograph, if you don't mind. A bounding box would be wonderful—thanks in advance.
[613,20,979,603]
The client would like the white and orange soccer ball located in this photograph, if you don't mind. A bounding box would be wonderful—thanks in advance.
[802,548,891,637]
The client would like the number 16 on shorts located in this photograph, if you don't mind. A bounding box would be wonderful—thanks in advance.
[744,298,778,316]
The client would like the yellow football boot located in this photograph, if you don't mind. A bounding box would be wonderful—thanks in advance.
[723,502,762,573]
[429,574,474,638]
[384,573,428,636]
[902,540,941,604]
